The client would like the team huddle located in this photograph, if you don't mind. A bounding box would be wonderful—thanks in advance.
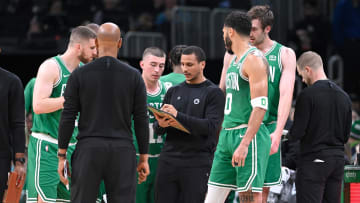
[19,4,350,203]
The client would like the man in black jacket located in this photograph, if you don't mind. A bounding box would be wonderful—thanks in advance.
[153,46,225,203]
[290,51,352,203]
[0,67,26,201]
[57,22,150,203]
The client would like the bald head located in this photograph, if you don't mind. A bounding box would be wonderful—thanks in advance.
[96,22,122,57]
[97,23,121,43]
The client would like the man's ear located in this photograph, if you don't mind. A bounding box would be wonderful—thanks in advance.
[139,60,144,70]
[75,43,81,52]
[200,61,206,70]
[118,38,122,49]
[264,25,271,34]
[228,27,234,37]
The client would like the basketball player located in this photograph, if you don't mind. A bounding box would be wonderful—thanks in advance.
[248,6,296,202]
[134,47,167,203]
[26,26,96,203]
[24,77,36,140]
[218,6,296,202]
[160,45,187,89]
[205,11,270,203]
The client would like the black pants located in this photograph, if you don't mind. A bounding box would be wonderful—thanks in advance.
[296,158,344,203]
[155,159,210,203]
[0,158,10,201]
[71,139,137,203]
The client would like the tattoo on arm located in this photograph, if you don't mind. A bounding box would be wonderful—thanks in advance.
[239,193,254,202]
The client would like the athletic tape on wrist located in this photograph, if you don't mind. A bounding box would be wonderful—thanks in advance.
[251,96,268,110]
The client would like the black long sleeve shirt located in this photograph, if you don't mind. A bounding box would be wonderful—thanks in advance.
[0,67,25,158]
[289,80,352,160]
[58,56,149,154]
[154,80,225,167]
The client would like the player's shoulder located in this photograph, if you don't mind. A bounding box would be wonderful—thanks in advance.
[280,45,296,58]
[38,57,59,72]
[160,73,170,81]
[246,49,267,67]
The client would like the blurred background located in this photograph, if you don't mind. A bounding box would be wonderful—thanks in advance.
[0,0,359,104]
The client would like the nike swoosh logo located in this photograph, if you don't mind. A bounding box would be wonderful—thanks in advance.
[64,74,70,77]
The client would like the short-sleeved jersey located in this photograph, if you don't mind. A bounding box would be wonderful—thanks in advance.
[133,80,167,155]
[264,41,283,124]
[24,77,36,115]
[160,72,185,90]
[32,56,79,143]
[222,47,266,128]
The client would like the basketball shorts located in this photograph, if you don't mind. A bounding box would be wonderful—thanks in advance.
[264,122,282,187]
[26,134,75,203]
[208,124,270,192]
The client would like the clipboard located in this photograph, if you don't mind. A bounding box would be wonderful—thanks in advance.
[2,171,25,203]
[147,105,190,134]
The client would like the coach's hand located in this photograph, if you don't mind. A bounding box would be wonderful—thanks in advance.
[161,104,177,117]
[137,154,150,184]
[154,113,171,128]
[57,151,70,188]
[232,142,249,167]
[14,153,26,187]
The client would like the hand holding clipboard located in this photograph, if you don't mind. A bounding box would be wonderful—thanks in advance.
[2,171,26,203]
[148,104,190,134]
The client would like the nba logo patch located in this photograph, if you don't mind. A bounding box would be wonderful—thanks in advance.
[45,145,49,152]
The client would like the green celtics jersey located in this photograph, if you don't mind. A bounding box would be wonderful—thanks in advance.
[133,81,167,155]
[264,41,283,124]
[160,72,185,90]
[351,120,360,140]
[24,77,36,116]
[223,47,262,128]
[32,56,78,143]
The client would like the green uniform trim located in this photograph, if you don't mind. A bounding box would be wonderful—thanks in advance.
[24,77,36,116]
[264,41,283,124]
[31,56,79,143]
[222,47,261,128]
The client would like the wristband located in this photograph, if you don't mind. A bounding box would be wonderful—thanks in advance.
[57,152,66,159]
[15,157,25,164]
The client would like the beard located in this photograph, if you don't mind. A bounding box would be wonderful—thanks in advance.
[78,51,92,64]
[251,32,266,47]
[224,35,234,55]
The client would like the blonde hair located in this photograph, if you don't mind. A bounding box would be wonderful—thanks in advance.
[297,51,323,70]
[69,26,96,46]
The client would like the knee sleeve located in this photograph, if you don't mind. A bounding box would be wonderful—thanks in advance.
[204,185,232,203]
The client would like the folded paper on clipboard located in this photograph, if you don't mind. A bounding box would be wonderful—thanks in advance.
[147,105,190,134]
[2,171,25,203]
